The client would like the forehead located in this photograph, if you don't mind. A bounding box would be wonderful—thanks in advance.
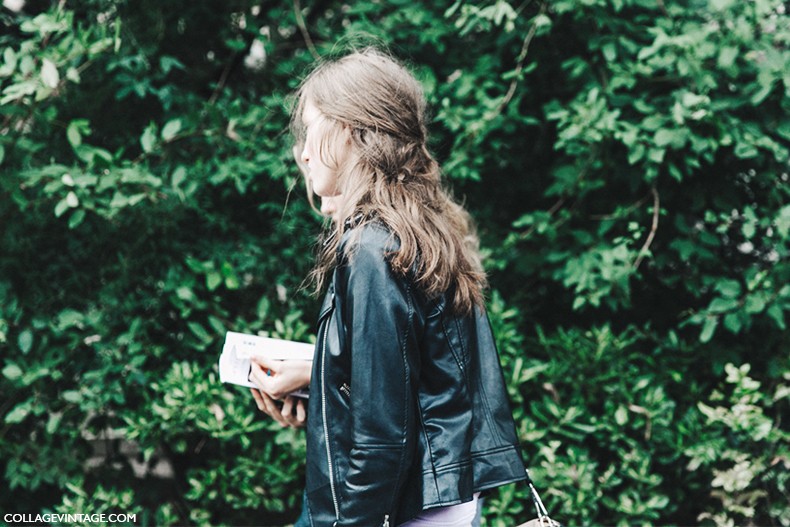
[302,99,322,126]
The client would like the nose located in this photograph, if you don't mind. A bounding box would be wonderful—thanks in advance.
[300,144,310,166]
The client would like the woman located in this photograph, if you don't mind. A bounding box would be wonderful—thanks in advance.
[251,48,526,527]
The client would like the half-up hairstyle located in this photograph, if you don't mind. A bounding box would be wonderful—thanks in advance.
[291,48,487,315]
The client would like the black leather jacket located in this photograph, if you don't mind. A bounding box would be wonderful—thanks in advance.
[303,220,526,526]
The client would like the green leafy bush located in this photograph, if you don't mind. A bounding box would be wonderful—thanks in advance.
[1,0,787,525]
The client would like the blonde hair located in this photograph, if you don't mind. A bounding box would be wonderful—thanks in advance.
[291,48,487,314]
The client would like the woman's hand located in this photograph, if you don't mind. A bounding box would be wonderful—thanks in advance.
[249,357,311,429]
[249,356,311,399]
[250,390,307,429]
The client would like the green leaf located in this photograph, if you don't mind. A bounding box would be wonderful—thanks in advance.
[654,129,674,147]
[766,304,786,330]
[3,364,23,381]
[647,148,665,163]
[127,193,147,206]
[62,390,82,403]
[0,79,37,104]
[68,209,86,229]
[46,413,63,435]
[161,119,182,141]
[40,58,59,88]
[172,166,187,187]
[734,141,758,159]
[54,197,70,217]
[187,321,212,343]
[718,47,738,69]
[572,296,585,310]
[68,129,82,151]
[602,42,616,62]
[775,204,790,238]
[709,0,735,10]
[66,67,80,83]
[744,295,766,314]
[73,174,98,188]
[715,279,741,298]
[723,313,743,333]
[56,309,84,330]
[614,405,628,425]
[533,13,552,32]
[66,191,79,208]
[709,297,738,313]
[654,128,686,148]
[2,47,16,73]
[700,316,718,343]
[110,191,128,209]
[66,120,91,147]
[742,221,755,239]
[18,330,33,353]
[225,274,240,290]
[176,286,195,301]
[751,80,774,105]
[160,55,185,74]
[206,272,222,291]
[5,403,29,424]
[141,125,157,153]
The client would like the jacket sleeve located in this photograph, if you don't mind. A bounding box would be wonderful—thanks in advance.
[335,233,417,526]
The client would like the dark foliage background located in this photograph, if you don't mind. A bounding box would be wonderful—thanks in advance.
[1,0,788,525]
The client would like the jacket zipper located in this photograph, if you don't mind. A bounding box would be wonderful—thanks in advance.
[383,514,390,527]
[339,382,351,399]
[320,298,341,523]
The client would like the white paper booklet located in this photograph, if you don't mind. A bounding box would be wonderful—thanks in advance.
[219,331,313,399]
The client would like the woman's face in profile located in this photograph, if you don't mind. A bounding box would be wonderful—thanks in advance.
[300,100,345,202]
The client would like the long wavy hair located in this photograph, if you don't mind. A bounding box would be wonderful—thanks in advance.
[291,48,487,314]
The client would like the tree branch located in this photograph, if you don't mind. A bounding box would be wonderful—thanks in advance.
[518,147,598,240]
[293,0,320,60]
[209,53,236,105]
[633,185,660,271]
[491,1,547,118]
[590,192,652,220]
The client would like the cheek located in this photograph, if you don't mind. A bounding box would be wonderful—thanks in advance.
[311,138,334,170]
[335,141,351,165]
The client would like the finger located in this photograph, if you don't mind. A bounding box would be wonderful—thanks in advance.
[281,397,303,429]
[249,360,272,381]
[295,399,306,425]
[249,362,278,394]
[250,389,265,412]
[250,355,280,374]
[262,392,289,427]
[253,389,278,421]
[281,396,294,419]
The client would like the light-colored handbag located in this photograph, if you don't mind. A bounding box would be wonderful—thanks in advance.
[515,469,560,527]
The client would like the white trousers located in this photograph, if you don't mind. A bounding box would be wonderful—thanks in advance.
[399,492,482,527]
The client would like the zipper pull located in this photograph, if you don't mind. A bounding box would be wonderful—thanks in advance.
[383,514,390,527]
